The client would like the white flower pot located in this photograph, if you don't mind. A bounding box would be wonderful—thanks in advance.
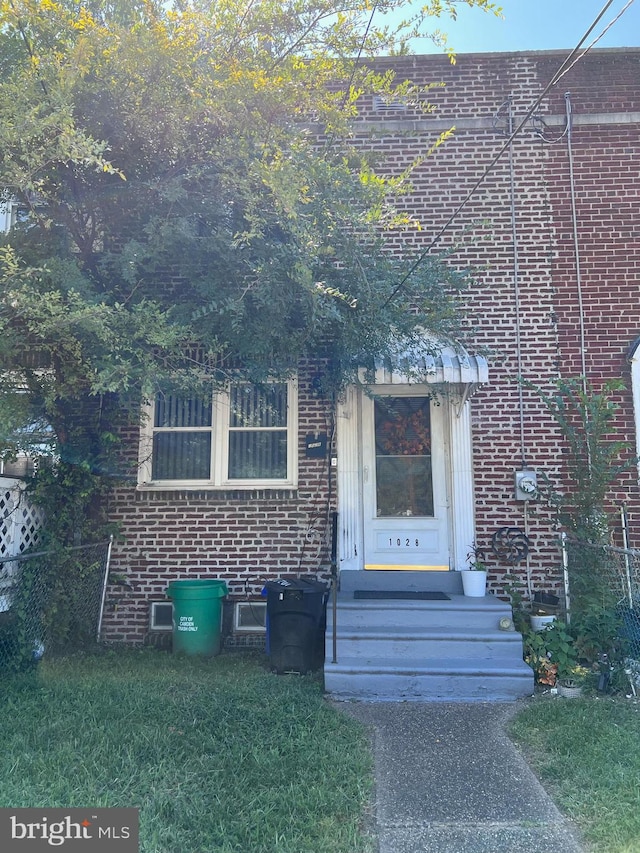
[460,570,487,597]
[530,614,556,632]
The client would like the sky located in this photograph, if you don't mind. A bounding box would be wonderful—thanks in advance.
[381,0,640,54]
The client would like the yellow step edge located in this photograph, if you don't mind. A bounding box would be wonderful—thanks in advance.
[364,564,449,572]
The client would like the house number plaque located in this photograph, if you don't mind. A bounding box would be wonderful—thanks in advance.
[389,537,421,548]
[376,530,438,552]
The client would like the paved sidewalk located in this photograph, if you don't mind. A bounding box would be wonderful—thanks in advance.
[338,702,585,853]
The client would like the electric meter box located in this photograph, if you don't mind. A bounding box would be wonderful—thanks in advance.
[515,469,538,501]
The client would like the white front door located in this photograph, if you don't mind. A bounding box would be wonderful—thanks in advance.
[361,391,450,570]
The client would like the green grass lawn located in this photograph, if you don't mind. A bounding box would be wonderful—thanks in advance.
[510,696,640,853]
[0,649,374,853]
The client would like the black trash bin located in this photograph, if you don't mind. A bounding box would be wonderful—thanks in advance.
[264,578,328,674]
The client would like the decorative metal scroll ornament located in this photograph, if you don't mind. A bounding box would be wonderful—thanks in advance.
[491,527,530,565]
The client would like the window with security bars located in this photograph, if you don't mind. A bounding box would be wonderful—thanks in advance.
[228,384,288,479]
[139,380,297,487]
[151,394,213,481]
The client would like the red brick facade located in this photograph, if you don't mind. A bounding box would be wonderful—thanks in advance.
[103,48,640,645]
[104,368,336,644]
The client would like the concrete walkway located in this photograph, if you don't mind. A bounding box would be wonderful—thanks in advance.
[337,701,586,853]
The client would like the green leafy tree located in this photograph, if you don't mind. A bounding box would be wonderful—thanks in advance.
[0,0,499,543]
[533,378,634,543]
[530,378,637,631]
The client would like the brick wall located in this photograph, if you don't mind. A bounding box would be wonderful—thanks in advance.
[104,367,336,644]
[354,49,640,597]
[540,51,640,550]
[104,48,640,642]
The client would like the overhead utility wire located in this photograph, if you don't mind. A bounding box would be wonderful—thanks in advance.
[382,0,619,308]
[554,0,636,84]
[341,1,380,109]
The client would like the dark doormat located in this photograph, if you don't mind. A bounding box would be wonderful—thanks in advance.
[353,590,450,600]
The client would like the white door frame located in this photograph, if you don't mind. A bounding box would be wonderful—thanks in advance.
[336,384,476,573]
[361,388,450,570]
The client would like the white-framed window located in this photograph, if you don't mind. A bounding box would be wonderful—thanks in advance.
[138,379,298,489]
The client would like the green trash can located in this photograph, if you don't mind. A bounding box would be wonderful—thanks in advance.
[166,579,228,656]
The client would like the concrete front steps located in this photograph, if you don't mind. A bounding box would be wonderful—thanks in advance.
[324,571,534,702]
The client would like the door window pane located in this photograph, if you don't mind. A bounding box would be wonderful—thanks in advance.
[374,397,434,517]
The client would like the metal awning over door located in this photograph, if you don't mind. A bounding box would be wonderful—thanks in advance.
[370,346,489,387]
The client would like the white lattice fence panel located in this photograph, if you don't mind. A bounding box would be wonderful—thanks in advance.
[0,478,45,611]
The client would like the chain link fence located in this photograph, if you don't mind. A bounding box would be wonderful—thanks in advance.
[563,537,640,689]
[0,538,112,672]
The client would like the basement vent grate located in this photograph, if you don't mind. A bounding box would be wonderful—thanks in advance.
[235,601,267,632]
[149,601,173,631]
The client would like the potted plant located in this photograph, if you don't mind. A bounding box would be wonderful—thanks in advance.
[530,589,560,630]
[530,611,557,631]
[557,664,590,698]
[460,544,487,597]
